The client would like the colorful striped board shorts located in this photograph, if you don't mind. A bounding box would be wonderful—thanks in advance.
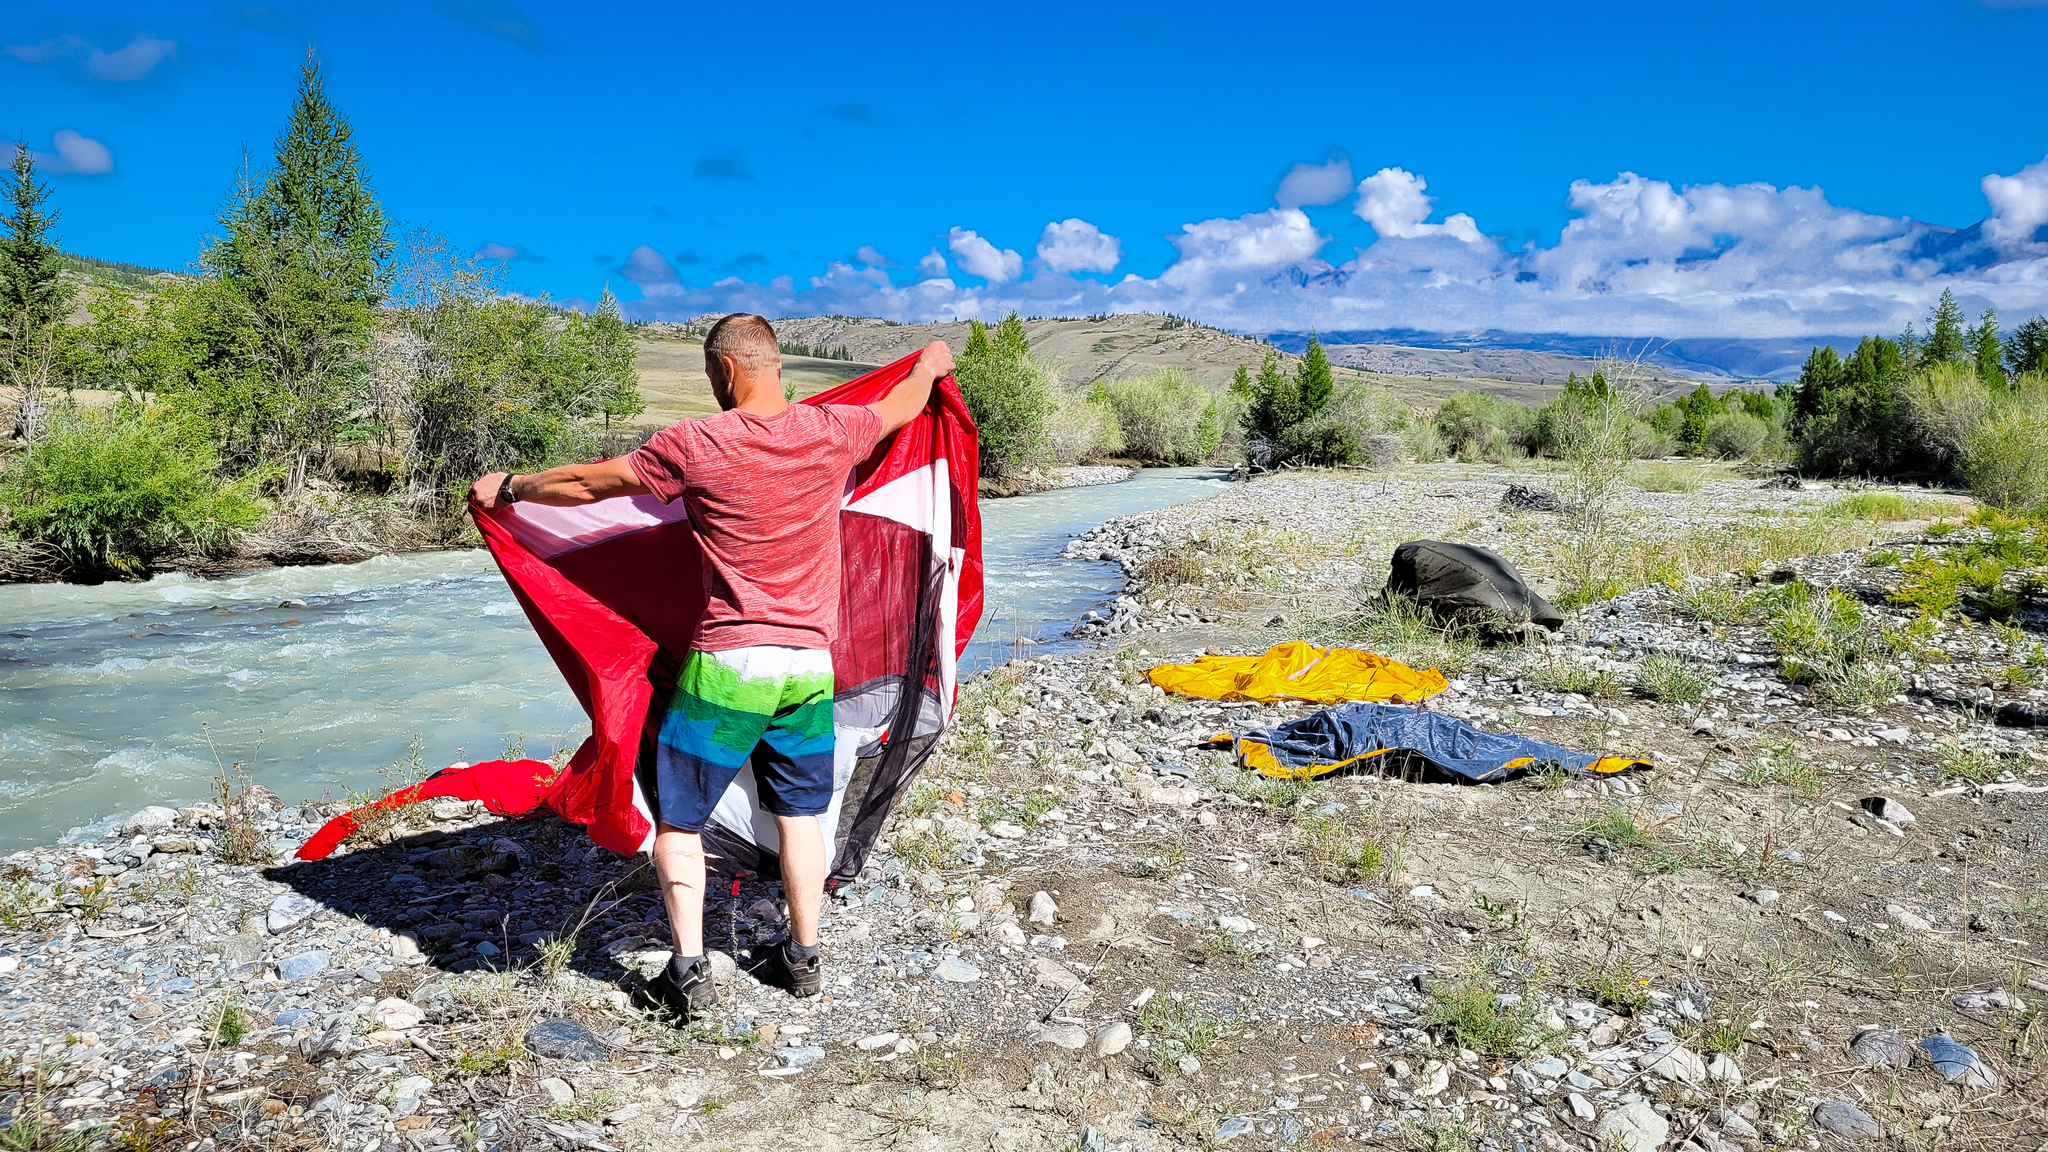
[652,645,836,832]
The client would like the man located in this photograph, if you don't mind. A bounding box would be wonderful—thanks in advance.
[471,314,954,1018]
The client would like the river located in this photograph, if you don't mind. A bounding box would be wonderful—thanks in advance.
[0,469,1227,852]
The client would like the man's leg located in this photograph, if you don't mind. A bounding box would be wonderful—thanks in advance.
[773,814,826,948]
[650,823,707,956]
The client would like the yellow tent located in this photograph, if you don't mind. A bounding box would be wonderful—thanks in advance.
[1147,641,1448,705]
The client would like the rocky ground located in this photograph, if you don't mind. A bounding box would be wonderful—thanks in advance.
[3,461,2044,1152]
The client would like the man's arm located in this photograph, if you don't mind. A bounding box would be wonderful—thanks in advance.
[867,340,955,437]
[469,457,649,511]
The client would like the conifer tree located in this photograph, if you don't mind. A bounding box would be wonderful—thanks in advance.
[994,310,1029,358]
[1295,335,1333,416]
[1230,363,1251,396]
[1,142,73,440]
[1968,308,2005,388]
[1922,289,1968,365]
[201,54,391,487]
[2006,315,2048,378]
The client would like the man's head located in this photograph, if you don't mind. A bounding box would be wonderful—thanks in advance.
[703,313,782,410]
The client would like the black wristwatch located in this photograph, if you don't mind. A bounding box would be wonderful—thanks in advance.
[498,474,520,504]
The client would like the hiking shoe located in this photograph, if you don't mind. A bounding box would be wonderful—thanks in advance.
[639,953,716,1021]
[748,938,823,998]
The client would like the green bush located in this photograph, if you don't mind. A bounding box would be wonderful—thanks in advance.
[0,407,264,576]
[1044,392,1121,464]
[954,313,1056,478]
[1704,411,1768,459]
[1908,365,2048,512]
[1102,369,1222,464]
[1434,391,1535,459]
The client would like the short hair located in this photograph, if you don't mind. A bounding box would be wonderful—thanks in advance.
[704,313,779,383]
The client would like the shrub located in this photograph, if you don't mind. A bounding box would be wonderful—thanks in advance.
[1704,412,1768,459]
[1045,392,1121,463]
[0,406,263,576]
[954,312,1057,478]
[1636,652,1711,704]
[1908,365,2048,511]
[1102,369,1222,464]
[1434,391,1535,459]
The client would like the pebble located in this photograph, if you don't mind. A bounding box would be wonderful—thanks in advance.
[1918,1035,1997,1087]
[1811,1100,1882,1140]
[121,806,180,837]
[1036,1023,1087,1049]
[277,950,329,982]
[1594,1101,1669,1152]
[371,997,424,1030]
[1215,1117,1254,1142]
[1640,1043,1707,1085]
[1567,1093,1594,1121]
[1849,1027,1910,1068]
[777,1045,825,1069]
[856,1033,899,1051]
[1217,915,1255,935]
[1027,891,1058,925]
[1885,904,1934,933]
[1748,888,1780,905]
[538,1077,574,1106]
[267,892,322,934]
[1090,1022,1133,1056]
[1858,796,1915,824]
[525,1018,608,1062]
[933,958,981,983]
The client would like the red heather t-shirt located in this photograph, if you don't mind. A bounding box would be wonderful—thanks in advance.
[627,403,884,652]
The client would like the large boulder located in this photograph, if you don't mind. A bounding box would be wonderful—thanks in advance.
[1386,540,1564,630]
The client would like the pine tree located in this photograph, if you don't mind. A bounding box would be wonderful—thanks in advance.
[994,311,1029,358]
[1,141,74,440]
[1,142,70,338]
[1229,363,1251,396]
[581,285,642,431]
[1922,289,1968,365]
[963,318,991,361]
[1295,335,1333,416]
[1239,348,1300,463]
[2007,315,2048,378]
[199,53,391,487]
[1968,308,2006,388]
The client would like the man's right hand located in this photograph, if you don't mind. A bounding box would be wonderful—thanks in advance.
[915,340,955,380]
[471,471,511,510]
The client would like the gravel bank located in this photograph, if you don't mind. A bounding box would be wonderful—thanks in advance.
[3,461,2043,1152]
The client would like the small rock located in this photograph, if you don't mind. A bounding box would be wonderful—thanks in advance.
[1036,1023,1087,1049]
[1078,1126,1106,1152]
[1091,1022,1133,1056]
[1886,903,1934,933]
[1706,1053,1743,1085]
[708,950,738,984]
[1811,1101,1882,1140]
[1714,1110,1759,1140]
[274,1009,317,1029]
[778,1045,825,1069]
[388,934,421,959]
[1027,891,1057,926]
[0,957,17,974]
[525,1018,608,1062]
[855,1033,899,1052]
[303,1020,352,1061]
[987,822,1027,840]
[1413,1059,1450,1097]
[1747,888,1780,905]
[266,893,322,934]
[1849,1028,1910,1068]
[1918,1035,1997,1087]
[1217,915,1256,935]
[1594,1101,1669,1152]
[1216,1117,1255,1142]
[1567,1093,1594,1121]
[1640,1043,1708,1085]
[1859,796,1914,823]
[1176,1055,1199,1075]
[538,1077,574,1106]
[277,950,329,982]
[933,958,980,983]
[993,921,1027,946]
[371,998,424,1030]
[1527,1056,1568,1078]
[121,806,180,837]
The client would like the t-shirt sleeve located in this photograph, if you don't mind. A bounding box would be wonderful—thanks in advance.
[824,403,887,465]
[626,422,692,504]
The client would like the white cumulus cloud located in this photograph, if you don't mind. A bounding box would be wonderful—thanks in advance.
[614,154,2048,343]
[1035,219,1121,275]
[1983,155,2048,251]
[34,130,113,176]
[854,245,896,268]
[1275,156,1354,208]
[618,245,680,290]
[947,228,1022,284]
[1354,167,1483,242]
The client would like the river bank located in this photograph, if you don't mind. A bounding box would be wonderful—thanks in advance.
[3,461,2043,1152]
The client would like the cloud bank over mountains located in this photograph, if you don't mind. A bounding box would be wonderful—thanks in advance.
[618,154,2048,338]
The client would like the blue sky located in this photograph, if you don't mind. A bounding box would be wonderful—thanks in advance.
[6,0,2048,337]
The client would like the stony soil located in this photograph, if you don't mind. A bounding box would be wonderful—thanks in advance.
[3,461,2044,1152]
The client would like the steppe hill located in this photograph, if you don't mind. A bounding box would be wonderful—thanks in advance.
[628,313,1726,429]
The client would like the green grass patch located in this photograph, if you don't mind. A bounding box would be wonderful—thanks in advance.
[1827,492,1953,522]
[1421,979,1551,1058]
[1581,960,1651,1014]
[1737,742,1820,795]
[1635,651,1712,705]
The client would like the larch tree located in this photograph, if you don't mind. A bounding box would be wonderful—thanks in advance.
[1922,289,1968,366]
